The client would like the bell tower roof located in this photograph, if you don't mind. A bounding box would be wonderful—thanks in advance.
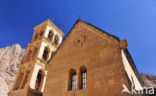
[33,19,64,36]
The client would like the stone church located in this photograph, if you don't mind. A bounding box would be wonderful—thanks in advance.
[9,19,146,96]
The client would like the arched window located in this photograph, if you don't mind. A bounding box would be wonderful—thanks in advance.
[80,66,87,89]
[43,47,49,61]
[54,36,59,45]
[40,31,43,36]
[35,34,38,40]
[48,31,53,41]
[35,70,43,91]
[68,69,77,91]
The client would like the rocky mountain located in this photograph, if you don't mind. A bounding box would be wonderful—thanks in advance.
[140,73,156,88]
[0,44,25,96]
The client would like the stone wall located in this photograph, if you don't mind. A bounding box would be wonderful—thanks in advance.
[43,20,132,96]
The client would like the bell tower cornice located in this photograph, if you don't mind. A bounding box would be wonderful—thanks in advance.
[33,19,64,36]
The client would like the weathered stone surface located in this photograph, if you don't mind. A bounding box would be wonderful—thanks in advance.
[43,20,155,96]
[43,20,134,96]
[0,44,25,96]
[140,73,156,88]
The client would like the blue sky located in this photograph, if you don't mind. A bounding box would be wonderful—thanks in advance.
[0,0,156,75]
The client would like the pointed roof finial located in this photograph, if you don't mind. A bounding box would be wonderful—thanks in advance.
[78,14,81,19]
[52,18,54,22]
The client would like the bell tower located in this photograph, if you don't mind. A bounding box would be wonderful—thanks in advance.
[8,19,64,96]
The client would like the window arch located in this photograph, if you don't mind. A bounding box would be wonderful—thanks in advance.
[48,30,53,41]
[40,31,43,36]
[54,35,59,45]
[35,34,38,40]
[35,70,44,91]
[68,69,77,91]
[42,47,49,61]
[79,66,87,89]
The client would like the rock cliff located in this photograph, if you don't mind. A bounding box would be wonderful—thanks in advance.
[140,73,156,88]
[0,44,25,96]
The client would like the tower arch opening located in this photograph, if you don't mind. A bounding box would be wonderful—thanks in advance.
[40,31,44,37]
[42,47,49,61]
[48,30,54,41]
[54,35,59,45]
[35,70,44,91]
[35,34,39,40]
